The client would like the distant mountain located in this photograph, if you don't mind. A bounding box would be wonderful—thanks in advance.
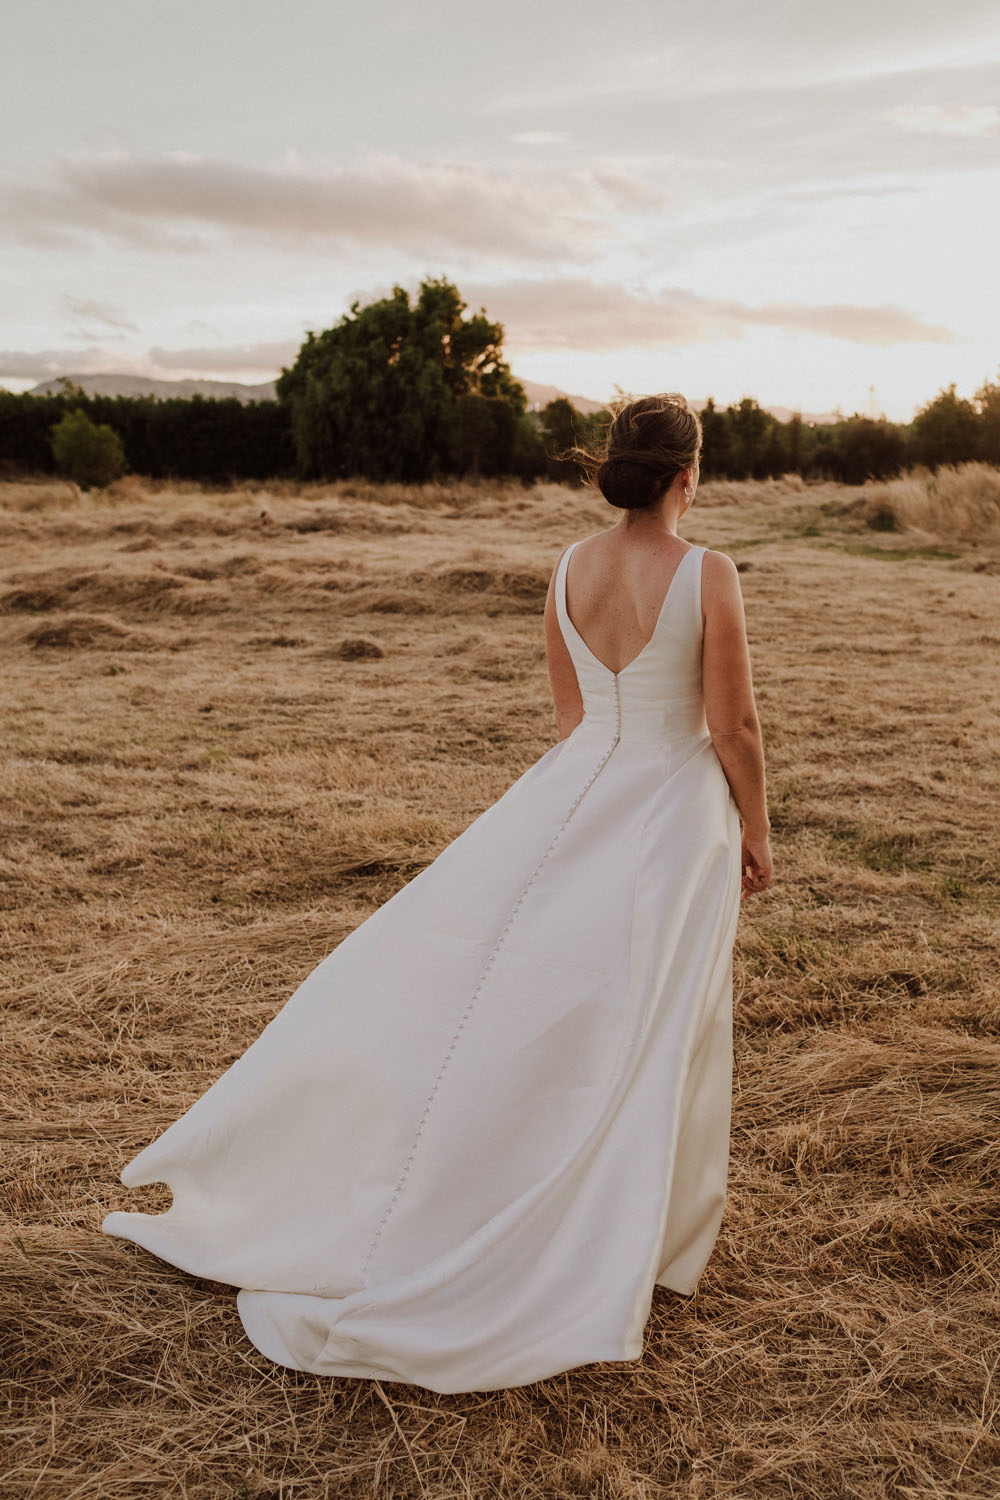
[26,371,603,413]
[27,373,278,404]
[25,372,841,426]
[751,402,841,426]
[516,379,608,415]
[517,383,841,425]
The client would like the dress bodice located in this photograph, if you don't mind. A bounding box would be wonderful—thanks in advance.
[555,540,709,754]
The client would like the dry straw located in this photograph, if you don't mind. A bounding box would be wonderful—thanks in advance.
[2,469,998,1497]
[860,462,1000,540]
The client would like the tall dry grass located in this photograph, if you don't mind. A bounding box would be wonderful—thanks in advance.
[693,472,810,508]
[860,461,1000,540]
[2,473,999,1498]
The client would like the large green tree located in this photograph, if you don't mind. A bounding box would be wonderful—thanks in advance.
[276,278,527,480]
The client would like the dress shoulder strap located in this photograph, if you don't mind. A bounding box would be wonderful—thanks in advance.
[554,540,581,642]
[684,544,707,638]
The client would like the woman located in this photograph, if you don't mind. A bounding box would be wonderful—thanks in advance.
[102,392,772,1394]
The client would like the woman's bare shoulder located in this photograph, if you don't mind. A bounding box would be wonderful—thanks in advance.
[545,537,586,604]
[700,546,740,583]
[566,529,608,553]
[700,548,743,614]
[549,531,606,574]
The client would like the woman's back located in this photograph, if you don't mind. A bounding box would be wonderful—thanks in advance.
[554,534,710,764]
[562,531,698,677]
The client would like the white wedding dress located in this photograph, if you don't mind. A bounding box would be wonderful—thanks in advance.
[102,538,742,1393]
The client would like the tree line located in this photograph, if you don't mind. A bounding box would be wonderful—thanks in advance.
[0,387,294,486]
[2,277,998,488]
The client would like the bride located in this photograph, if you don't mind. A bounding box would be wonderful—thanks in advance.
[102,392,773,1393]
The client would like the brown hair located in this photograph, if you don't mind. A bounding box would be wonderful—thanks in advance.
[571,393,702,511]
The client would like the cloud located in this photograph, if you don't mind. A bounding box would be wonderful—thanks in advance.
[884,104,1000,137]
[487,58,1000,207]
[465,279,958,350]
[1,275,957,389]
[148,340,299,373]
[62,295,138,332]
[0,347,111,380]
[752,301,955,344]
[0,340,300,384]
[486,6,1000,114]
[0,339,304,383]
[0,151,664,265]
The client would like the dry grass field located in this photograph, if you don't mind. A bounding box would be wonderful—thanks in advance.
[2,467,999,1499]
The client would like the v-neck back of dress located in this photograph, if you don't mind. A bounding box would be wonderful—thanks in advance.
[556,538,707,749]
[561,540,701,678]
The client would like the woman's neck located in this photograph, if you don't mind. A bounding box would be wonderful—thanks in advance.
[616,503,682,537]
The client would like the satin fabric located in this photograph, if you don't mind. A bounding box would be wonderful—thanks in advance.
[101,539,742,1393]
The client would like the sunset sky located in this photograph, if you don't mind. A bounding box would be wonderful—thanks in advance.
[3,0,999,420]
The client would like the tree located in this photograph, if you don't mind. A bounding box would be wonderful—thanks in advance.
[536,398,612,484]
[509,415,548,481]
[449,394,517,475]
[276,278,526,480]
[831,416,906,484]
[538,397,580,483]
[725,398,773,479]
[759,420,789,478]
[973,372,1000,465]
[50,407,126,488]
[698,398,730,479]
[784,411,806,474]
[912,384,981,468]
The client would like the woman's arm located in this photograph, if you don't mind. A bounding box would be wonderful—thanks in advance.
[544,546,584,740]
[701,550,773,897]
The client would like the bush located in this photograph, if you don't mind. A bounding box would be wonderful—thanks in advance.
[50,408,127,488]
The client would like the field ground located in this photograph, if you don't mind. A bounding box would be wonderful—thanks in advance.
[2,472,999,1499]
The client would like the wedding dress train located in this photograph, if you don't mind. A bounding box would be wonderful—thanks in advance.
[101,539,742,1393]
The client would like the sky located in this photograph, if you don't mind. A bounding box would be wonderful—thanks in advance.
[2,0,999,421]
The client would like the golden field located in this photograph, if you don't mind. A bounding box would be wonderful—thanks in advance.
[2,468,999,1499]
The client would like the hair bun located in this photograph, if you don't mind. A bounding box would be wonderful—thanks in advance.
[567,393,701,509]
[597,457,662,510]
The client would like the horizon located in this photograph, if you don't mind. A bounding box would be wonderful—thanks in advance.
[15,368,860,427]
[3,2,1000,423]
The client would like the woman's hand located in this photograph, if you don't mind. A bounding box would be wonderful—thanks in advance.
[741,828,773,900]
